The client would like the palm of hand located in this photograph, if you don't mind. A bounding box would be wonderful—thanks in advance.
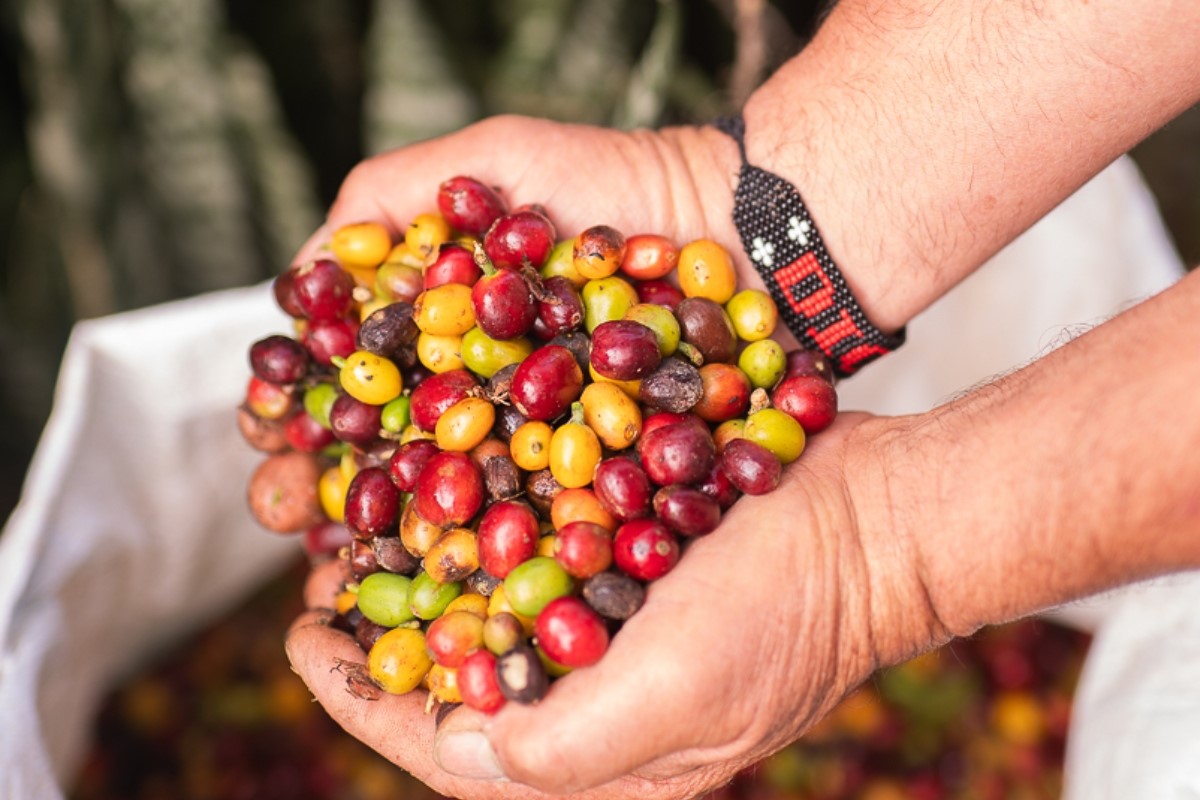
[287,414,917,800]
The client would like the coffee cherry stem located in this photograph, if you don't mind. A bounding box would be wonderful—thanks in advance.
[473,242,498,276]
[569,401,586,427]
[677,341,704,367]
[749,387,772,414]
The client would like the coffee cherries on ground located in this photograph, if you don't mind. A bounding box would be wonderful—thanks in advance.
[240,175,841,715]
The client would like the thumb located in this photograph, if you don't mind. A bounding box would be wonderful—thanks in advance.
[434,585,748,794]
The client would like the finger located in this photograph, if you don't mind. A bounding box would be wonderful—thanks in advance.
[435,569,753,794]
[303,558,348,611]
[290,118,547,265]
[286,620,555,800]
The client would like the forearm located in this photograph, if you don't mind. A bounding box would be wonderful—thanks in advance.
[739,0,1200,333]
[876,268,1200,637]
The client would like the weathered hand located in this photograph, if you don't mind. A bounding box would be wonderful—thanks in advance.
[286,413,945,799]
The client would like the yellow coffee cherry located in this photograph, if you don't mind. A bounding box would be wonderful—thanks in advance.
[510,420,553,471]
[339,350,402,405]
[549,403,602,489]
[417,332,465,374]
[405,212,452,261]
[414,283,475,336]
[331,221,393,271]
[435,397,496,452]
[580,382,642,450]
[318,465,349,522]
[678,239,737,303]
[725,288,778,341]
[368,628,433,695]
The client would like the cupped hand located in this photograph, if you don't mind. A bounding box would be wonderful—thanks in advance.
[286,413,947,799]
[290,115,802,348]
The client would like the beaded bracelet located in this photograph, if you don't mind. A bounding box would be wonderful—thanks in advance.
[714,115,904,377]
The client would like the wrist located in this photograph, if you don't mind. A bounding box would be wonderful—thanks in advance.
[842,415,956,668]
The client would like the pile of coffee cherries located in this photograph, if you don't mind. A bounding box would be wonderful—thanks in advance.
[240,176,839,713]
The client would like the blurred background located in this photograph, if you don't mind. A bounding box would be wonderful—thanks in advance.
[0,0,1195,797]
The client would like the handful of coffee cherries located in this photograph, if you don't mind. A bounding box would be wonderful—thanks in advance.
[240,176,839,713]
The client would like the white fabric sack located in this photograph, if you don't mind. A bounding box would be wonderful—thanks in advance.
[0,155,1192,798]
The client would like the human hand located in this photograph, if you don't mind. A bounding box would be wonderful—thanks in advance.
[289,115,798,350]
[286,412,947,799]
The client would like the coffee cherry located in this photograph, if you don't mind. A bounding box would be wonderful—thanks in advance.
[581,275,639,333]
[579,382,641,451]
[400,501,443,557]
[294,258,355,321]
[573,225,626,281]
[535,596,609,668]
[484,210,556,270]
[620,234,679,280]
[423,527,480,583]
[472,266,537,340]
[482,612,524,655]
[548,404,602,489]
[461,328,533,379]
[408,571,463,620]
[339,350,403,405]
[438,176,507,237]
[693,364,751,422]
[284,410,336,453]
[424,242,482,289]
[744,408,806,464]
[510,420,553,471]
[590,320,661,381]
[415,283,476,336]
[624,303,680,357]
[373,535,421,575]
[458,649,506,713]
[550,487,617,531]
[305,317,360,366]
[636,279,684,310]
[416,332,465,374]
[636,419,716,486]
[405,212,451,261]
[504,556,573,617]
[582,572,645,620]
[510,345,583,421]
[676,297,738,364]
[534,276,585,339]
[409,369,478,431]
[357,302,418,359]
[273,266,305,318]
[412,451,484,528]
[720,439,782,496]
[376,261,424,304]
[496,643,549,704]
[678,239,736,304]
[725,289,778,342]
[477,500,540,578]
[329,393,383,446]
[435,397,495,452]
[613,518,679,581]
[356,572,415,627]
[387,439,440,492]
[592,456,653,521]
[773,374,838,434]
[246,376,295,420]
[332,222,392,271]
[553,521,613,579]
[250,335,309,385]
[654,485,721,537]
[639,358,703,414]
[368,627,432,694]
[344,467,401,539]
[784,348,836,384]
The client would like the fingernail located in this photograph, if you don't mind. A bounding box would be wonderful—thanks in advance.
[435,731,508,781]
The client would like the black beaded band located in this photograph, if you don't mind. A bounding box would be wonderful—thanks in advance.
[714,115,904,377]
